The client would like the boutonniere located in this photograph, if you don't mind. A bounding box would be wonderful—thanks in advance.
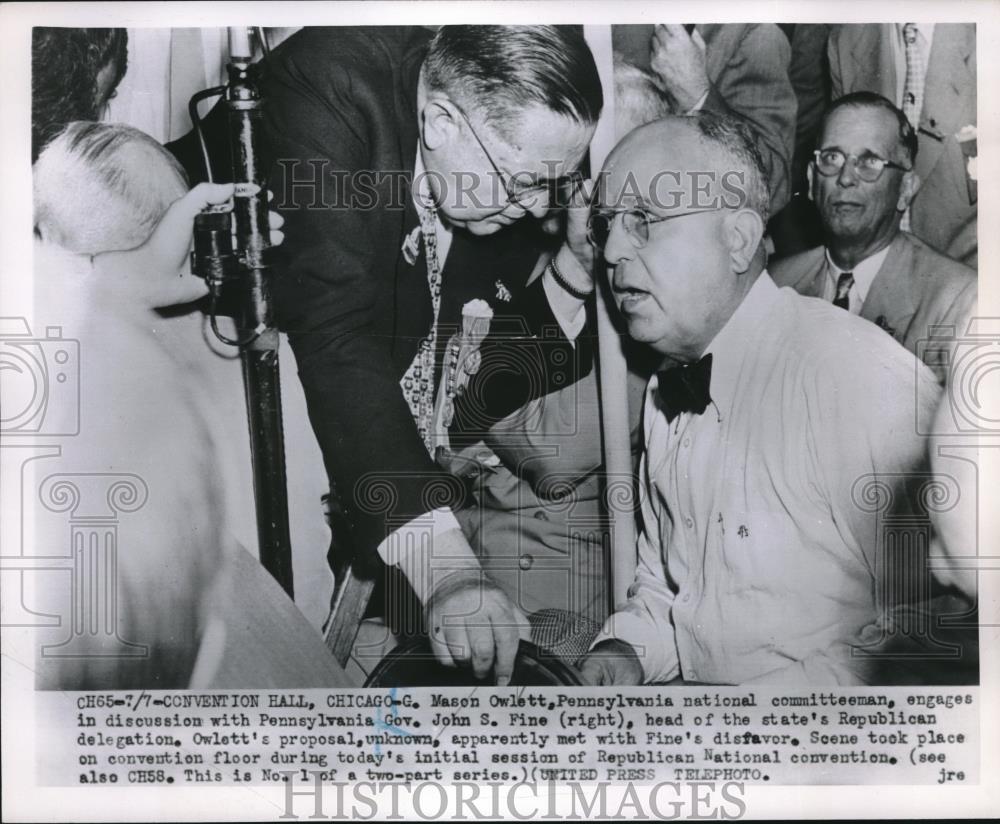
[495,279,512,303]
[875,315,897,338]
[401,225,422,266]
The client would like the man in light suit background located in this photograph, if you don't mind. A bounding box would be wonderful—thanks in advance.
[828,23,977,266]
[771,92,976,385]
[612,24,796,215]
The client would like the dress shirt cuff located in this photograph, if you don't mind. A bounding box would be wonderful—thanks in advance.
[542,245,589,341]
[376,507,478,603]
[591,609,676,684]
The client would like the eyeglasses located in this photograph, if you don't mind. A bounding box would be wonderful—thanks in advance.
[451,102,583,209]
[586,207,724,252]
[812,148,911,183]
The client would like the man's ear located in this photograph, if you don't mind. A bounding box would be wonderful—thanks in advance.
[724,208,765,274]
[420,96,459,152]
[897,170,922,212]
[806,162,816,203]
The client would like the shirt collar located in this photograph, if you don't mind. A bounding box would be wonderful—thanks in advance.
[824,244,891,305]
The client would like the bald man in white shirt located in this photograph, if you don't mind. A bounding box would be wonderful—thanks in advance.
[576,113,941,686]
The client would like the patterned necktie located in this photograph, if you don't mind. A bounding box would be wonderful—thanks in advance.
[833,271,855,311]
[400,205,443,455]
[656,354,713,423]
[900,23,923,232]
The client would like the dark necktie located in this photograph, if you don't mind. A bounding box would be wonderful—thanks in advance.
[656,354,713,422]
[833,271,854,311]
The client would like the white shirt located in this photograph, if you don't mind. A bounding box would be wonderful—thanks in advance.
[822,244,891,314]
[594,273,941,685]
[892,23,935,111]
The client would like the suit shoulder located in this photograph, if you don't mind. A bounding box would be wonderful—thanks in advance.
[269,26,429,85]
[769,246,825,288]
[904,233,976,283]
[901,233,977,307]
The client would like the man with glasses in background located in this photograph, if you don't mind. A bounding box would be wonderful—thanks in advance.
[262,26,602,684]
[771,92,976,385]
[575,112,941,686]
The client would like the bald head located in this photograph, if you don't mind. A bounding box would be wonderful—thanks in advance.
[602,114,770,222]
[594,114,770,361]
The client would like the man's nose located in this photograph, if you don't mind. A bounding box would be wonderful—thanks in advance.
[836,158,859,187]
[602,217,635,265]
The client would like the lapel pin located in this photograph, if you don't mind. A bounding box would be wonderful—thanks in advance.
[401,225,422,266]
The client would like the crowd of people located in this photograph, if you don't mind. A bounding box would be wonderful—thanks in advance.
[30,23,979,688]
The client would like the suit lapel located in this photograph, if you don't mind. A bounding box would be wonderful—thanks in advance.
[915,25,976,185]
[776,246,827,298]
[859,234,917,334]
[922,24,975,136]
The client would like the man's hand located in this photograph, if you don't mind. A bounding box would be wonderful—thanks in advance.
[425,571,531,686]
[577,639,644,686]
[650,24,710,113]
[564,177,597,276]
[97,182,286,306]
[144,182,286,275]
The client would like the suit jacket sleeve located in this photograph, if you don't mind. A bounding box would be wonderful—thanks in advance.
[263,34,456,570]
[701,24,797,214]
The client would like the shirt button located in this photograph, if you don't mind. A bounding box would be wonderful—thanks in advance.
[533,510,549,522]
[688,669,697,680]
[682,437,691,448]
[682,593,691,603]
[518,554,534,571]
[685,517,694,529]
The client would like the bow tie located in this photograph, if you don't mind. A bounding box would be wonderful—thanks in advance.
[656,354,713,422]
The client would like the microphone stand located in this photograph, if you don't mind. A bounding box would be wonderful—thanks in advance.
[190,27,294,597]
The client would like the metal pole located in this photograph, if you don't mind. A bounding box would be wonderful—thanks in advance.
[226,29,294,596]
[583,25,637,610]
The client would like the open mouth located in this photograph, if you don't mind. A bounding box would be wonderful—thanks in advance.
[830,200,864,213]
[613,285,650,312]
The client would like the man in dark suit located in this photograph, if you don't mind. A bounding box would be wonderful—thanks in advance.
[771,92,976,384]
[256,26,602,684]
